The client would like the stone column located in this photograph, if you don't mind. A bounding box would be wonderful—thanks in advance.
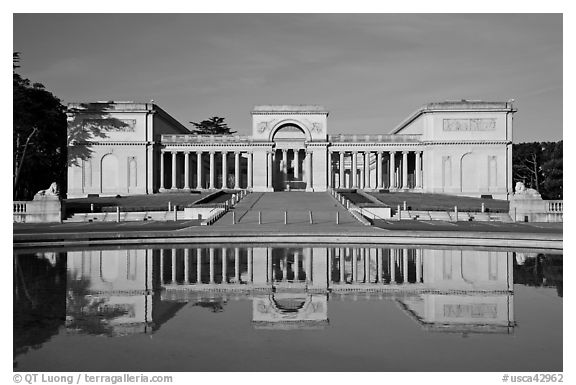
[184,249,190,284]
[267,152,273,189]
[171,249,177,283]
[390,250,396,283]
[352,152,358,188]
[352,248,357,283]
[416,249,422,283]
[294,252,300,281]
[403,248,409,283]
[327,151,333,188]
[339,249,345,284]
[171,151,178,190]
[328,248,333,283]
[196,248,202,283]
[222,151,228,189]
[377,151,383,189]
[209,248,215,284]
[306,151,313,190]
[267,248,273,283]
[415,151,422,189]
[221,248,227,284]
[306,249,313,283]
[294,149,300,180]
[282,149,288,185]
[196,152,203,190]
[402,151,408,189]
[248,248,253,283]
[159,250,165,284]
[159,151,165,191]
[282,255,288,282]
[364,151,370,189]
[339,151,345,188]
[376,248,382,283]
[364,249,370,283]
[247,152,253,189]
[234,152,240,189]
[184,152,190,190]
[234,248,240,283]
[389,151,396,189]
[209,152,215,190]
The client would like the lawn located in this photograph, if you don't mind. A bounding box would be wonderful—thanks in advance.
[368,192,509,212]
[64,192,210,214]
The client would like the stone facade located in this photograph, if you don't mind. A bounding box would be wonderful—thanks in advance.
[67,100,515,199]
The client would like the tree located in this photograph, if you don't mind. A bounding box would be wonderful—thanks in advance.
[13,53,67,200]
[513,141,563,199]
[67,102,129,167]
[189,116,236,135]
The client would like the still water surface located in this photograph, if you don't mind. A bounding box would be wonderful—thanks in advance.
[14,245,562,371]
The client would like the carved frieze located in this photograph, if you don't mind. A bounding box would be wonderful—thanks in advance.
[257,119,277,133]
[82,118,136,132]
[443,118,496,132]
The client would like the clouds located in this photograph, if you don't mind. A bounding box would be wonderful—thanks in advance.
[13,13,562,141]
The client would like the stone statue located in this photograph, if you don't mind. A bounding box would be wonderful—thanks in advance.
[34,182,60,200]
[514,181,541,199]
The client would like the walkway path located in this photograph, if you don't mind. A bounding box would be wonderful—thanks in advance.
[214,192,364,228]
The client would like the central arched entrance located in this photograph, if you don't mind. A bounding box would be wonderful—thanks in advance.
[271,124,308,191]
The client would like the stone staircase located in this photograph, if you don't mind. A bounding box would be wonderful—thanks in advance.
[64,211,177,223]
[390,210,512,222]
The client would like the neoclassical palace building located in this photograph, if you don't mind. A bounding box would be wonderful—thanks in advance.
[67,100,515,199]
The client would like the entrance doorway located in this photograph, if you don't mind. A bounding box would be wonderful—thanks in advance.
[272,124,307,191]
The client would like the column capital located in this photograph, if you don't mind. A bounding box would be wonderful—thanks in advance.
[196,150,203,155]
[402,150,410,155]
[234,150,241,155]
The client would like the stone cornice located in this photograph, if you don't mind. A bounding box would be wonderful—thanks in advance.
[72,141,152,146]
[422,140,511,145]
[251,111,329,116]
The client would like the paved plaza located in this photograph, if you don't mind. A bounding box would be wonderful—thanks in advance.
[215,192,361,227]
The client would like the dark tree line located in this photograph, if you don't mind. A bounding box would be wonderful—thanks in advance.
[189,116,236,135]
[13,53,67,200]
[513,141,563,200]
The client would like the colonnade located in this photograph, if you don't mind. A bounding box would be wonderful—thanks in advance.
[159,247,253,285]
[159,150,253,191]
[271,148,312,190]
[157,247,423,286]
[158,148,423,192]
[328,149,423,190]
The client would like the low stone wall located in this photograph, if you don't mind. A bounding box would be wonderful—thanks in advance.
[509,199,563,223]
[13,198,62,223]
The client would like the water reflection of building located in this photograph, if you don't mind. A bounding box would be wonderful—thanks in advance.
[65,246,516,335]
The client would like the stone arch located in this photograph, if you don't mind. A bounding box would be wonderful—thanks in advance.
[101,153,119,193]
[460,152,477,192]
[269,119,312,142]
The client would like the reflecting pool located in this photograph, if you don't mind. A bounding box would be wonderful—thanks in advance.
[13,245,562,372]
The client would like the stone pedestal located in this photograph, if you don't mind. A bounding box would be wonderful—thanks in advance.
[14,195,62,223]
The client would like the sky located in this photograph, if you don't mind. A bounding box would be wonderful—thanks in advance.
[13,13,563,142]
